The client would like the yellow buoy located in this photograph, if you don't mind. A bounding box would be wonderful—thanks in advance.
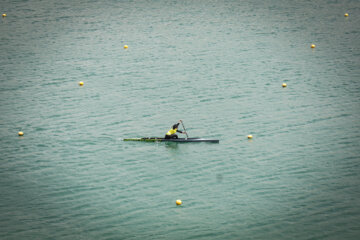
[79,81,84,86]
[311,44,316,49]
[2,13,6,17]
[18,131,24,136]
[124,45,128,49]
[344,13,349,17]
[282,83,287,88]
[176,199,182,206]
[247,135,253,139]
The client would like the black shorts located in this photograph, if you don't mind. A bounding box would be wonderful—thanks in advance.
[165,134,178,139]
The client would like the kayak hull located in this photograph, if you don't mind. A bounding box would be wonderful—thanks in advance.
[124,137,219,143]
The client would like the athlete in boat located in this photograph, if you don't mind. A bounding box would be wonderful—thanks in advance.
[165,121,186,139]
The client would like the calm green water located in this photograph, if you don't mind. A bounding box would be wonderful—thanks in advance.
[1,0,360,239]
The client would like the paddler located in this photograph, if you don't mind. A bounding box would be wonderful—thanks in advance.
[165,121,186,139]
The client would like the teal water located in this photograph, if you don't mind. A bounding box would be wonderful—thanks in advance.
[1,0,360,239]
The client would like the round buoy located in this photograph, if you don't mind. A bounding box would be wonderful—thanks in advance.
[247,135,253,139]
[176,199,182,206]
[344,13,349,17]
[18,131,24,136]
[282,83,287,88]
[124,45,128,49]
[79,81,84,86]
[311,44,316,49]
[2,13,6,17]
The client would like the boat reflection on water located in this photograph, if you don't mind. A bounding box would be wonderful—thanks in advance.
[164,141,179,150]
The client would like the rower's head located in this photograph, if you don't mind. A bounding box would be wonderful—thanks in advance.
[172,123,180,129]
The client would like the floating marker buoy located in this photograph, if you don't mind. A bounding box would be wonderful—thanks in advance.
[2,13,6,17]
[282,83,287,88]
[176,199,182,206]
[18,131,24,136]
[79,81,84,86]
[344,13,349,17]
[124,45,128,49]
[247,135,253,139]
[311,44,316,49]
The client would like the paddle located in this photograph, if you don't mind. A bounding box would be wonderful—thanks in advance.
[179,120,189,139]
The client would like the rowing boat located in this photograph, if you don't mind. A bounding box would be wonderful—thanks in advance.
[123,137,219,143]
[124,138,219,143]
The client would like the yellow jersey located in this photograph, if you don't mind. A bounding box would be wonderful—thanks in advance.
[166,128,178,136]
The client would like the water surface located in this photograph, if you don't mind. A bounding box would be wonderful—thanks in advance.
[1,0,360,239]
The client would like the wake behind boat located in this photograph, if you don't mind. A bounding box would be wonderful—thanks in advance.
[123,137,219,143]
